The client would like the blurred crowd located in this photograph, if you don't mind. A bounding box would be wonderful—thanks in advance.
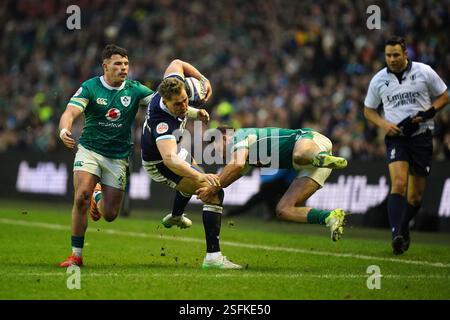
[1,0,449,159]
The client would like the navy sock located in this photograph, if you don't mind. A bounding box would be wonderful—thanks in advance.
[202,190,224,253]
[401,203,420,240]
[387,193,407,238]
[172,191,191,216]
[71,235,84,248]
[202,207,222,253]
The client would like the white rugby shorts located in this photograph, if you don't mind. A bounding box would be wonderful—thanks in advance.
[73,144,128,190]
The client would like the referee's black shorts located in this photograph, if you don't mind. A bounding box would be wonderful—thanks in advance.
[384,130,433,176]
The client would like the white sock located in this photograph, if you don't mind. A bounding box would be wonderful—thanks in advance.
[72,247,83,258]
[206,251,221,260]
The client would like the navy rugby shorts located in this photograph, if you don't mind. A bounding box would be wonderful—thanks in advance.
[384,130,433,176]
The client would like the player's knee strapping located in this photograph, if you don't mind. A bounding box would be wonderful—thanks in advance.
[202,204,223,214]
[202,189,224,213]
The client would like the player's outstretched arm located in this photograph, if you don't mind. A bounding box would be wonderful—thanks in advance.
[196,148,248,203]
[157,138,220,186]
[58,105,83,149]
[219,148,249,189]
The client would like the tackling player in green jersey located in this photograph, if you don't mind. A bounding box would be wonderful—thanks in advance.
[58,44,154,267]
[197,126,348,242]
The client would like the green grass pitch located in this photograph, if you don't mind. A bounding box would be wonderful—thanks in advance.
[1,200,449,300]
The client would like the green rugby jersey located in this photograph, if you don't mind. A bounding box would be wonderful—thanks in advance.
[230,127,315,168]
[68,76,153,159]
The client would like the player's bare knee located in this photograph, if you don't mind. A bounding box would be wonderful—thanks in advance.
[74,190,91,210]
[293,150,311,166]
[275,203,289,219]
[391,178,407,195]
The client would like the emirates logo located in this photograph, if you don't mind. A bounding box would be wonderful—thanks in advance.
[106,108,121,121]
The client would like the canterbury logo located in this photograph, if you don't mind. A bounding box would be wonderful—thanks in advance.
[74,161,84,167]
[96,98,108,105]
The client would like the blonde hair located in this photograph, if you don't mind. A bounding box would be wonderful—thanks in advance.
[158,77,185,101]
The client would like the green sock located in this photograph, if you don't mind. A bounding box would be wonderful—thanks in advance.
[307,208,331,225]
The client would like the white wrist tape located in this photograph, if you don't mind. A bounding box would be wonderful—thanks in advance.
[187,107,200,119]
[59,128,69,139]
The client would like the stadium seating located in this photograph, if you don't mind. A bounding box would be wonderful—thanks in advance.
[0,0,449,159]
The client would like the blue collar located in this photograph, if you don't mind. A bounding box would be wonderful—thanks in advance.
[159,97,185,120]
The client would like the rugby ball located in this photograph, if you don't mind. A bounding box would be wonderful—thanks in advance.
[184,77,207,107]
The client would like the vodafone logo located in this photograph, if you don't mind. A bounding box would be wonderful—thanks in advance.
[156,122,169,134]
[105,108,121,121]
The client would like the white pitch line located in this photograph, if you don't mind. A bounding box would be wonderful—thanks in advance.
[1,218,450,268]
[9,272,119,277]
[4,272,450,280]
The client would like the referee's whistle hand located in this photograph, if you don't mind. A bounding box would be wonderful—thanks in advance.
[384,122,401,136]
[411,116,424,124]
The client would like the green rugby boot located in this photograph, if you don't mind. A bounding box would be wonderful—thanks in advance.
[325,209,346,242]
[312,153,348,169]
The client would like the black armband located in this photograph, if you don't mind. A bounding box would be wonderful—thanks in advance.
[416,107,436,120]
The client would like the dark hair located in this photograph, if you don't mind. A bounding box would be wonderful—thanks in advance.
[101,44,128,60]
[385,36,406,51]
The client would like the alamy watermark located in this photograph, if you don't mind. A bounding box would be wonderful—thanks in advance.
[366,5,381,30]
[66,265,81,290]
[366,265,382,289]
[169,121,280,173]
[66,5,81,30]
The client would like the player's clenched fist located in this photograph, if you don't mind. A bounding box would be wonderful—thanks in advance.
[59,128,76,149]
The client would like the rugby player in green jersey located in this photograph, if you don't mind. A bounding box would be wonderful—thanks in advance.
[58,44,155,267]
[197,127,348,242]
